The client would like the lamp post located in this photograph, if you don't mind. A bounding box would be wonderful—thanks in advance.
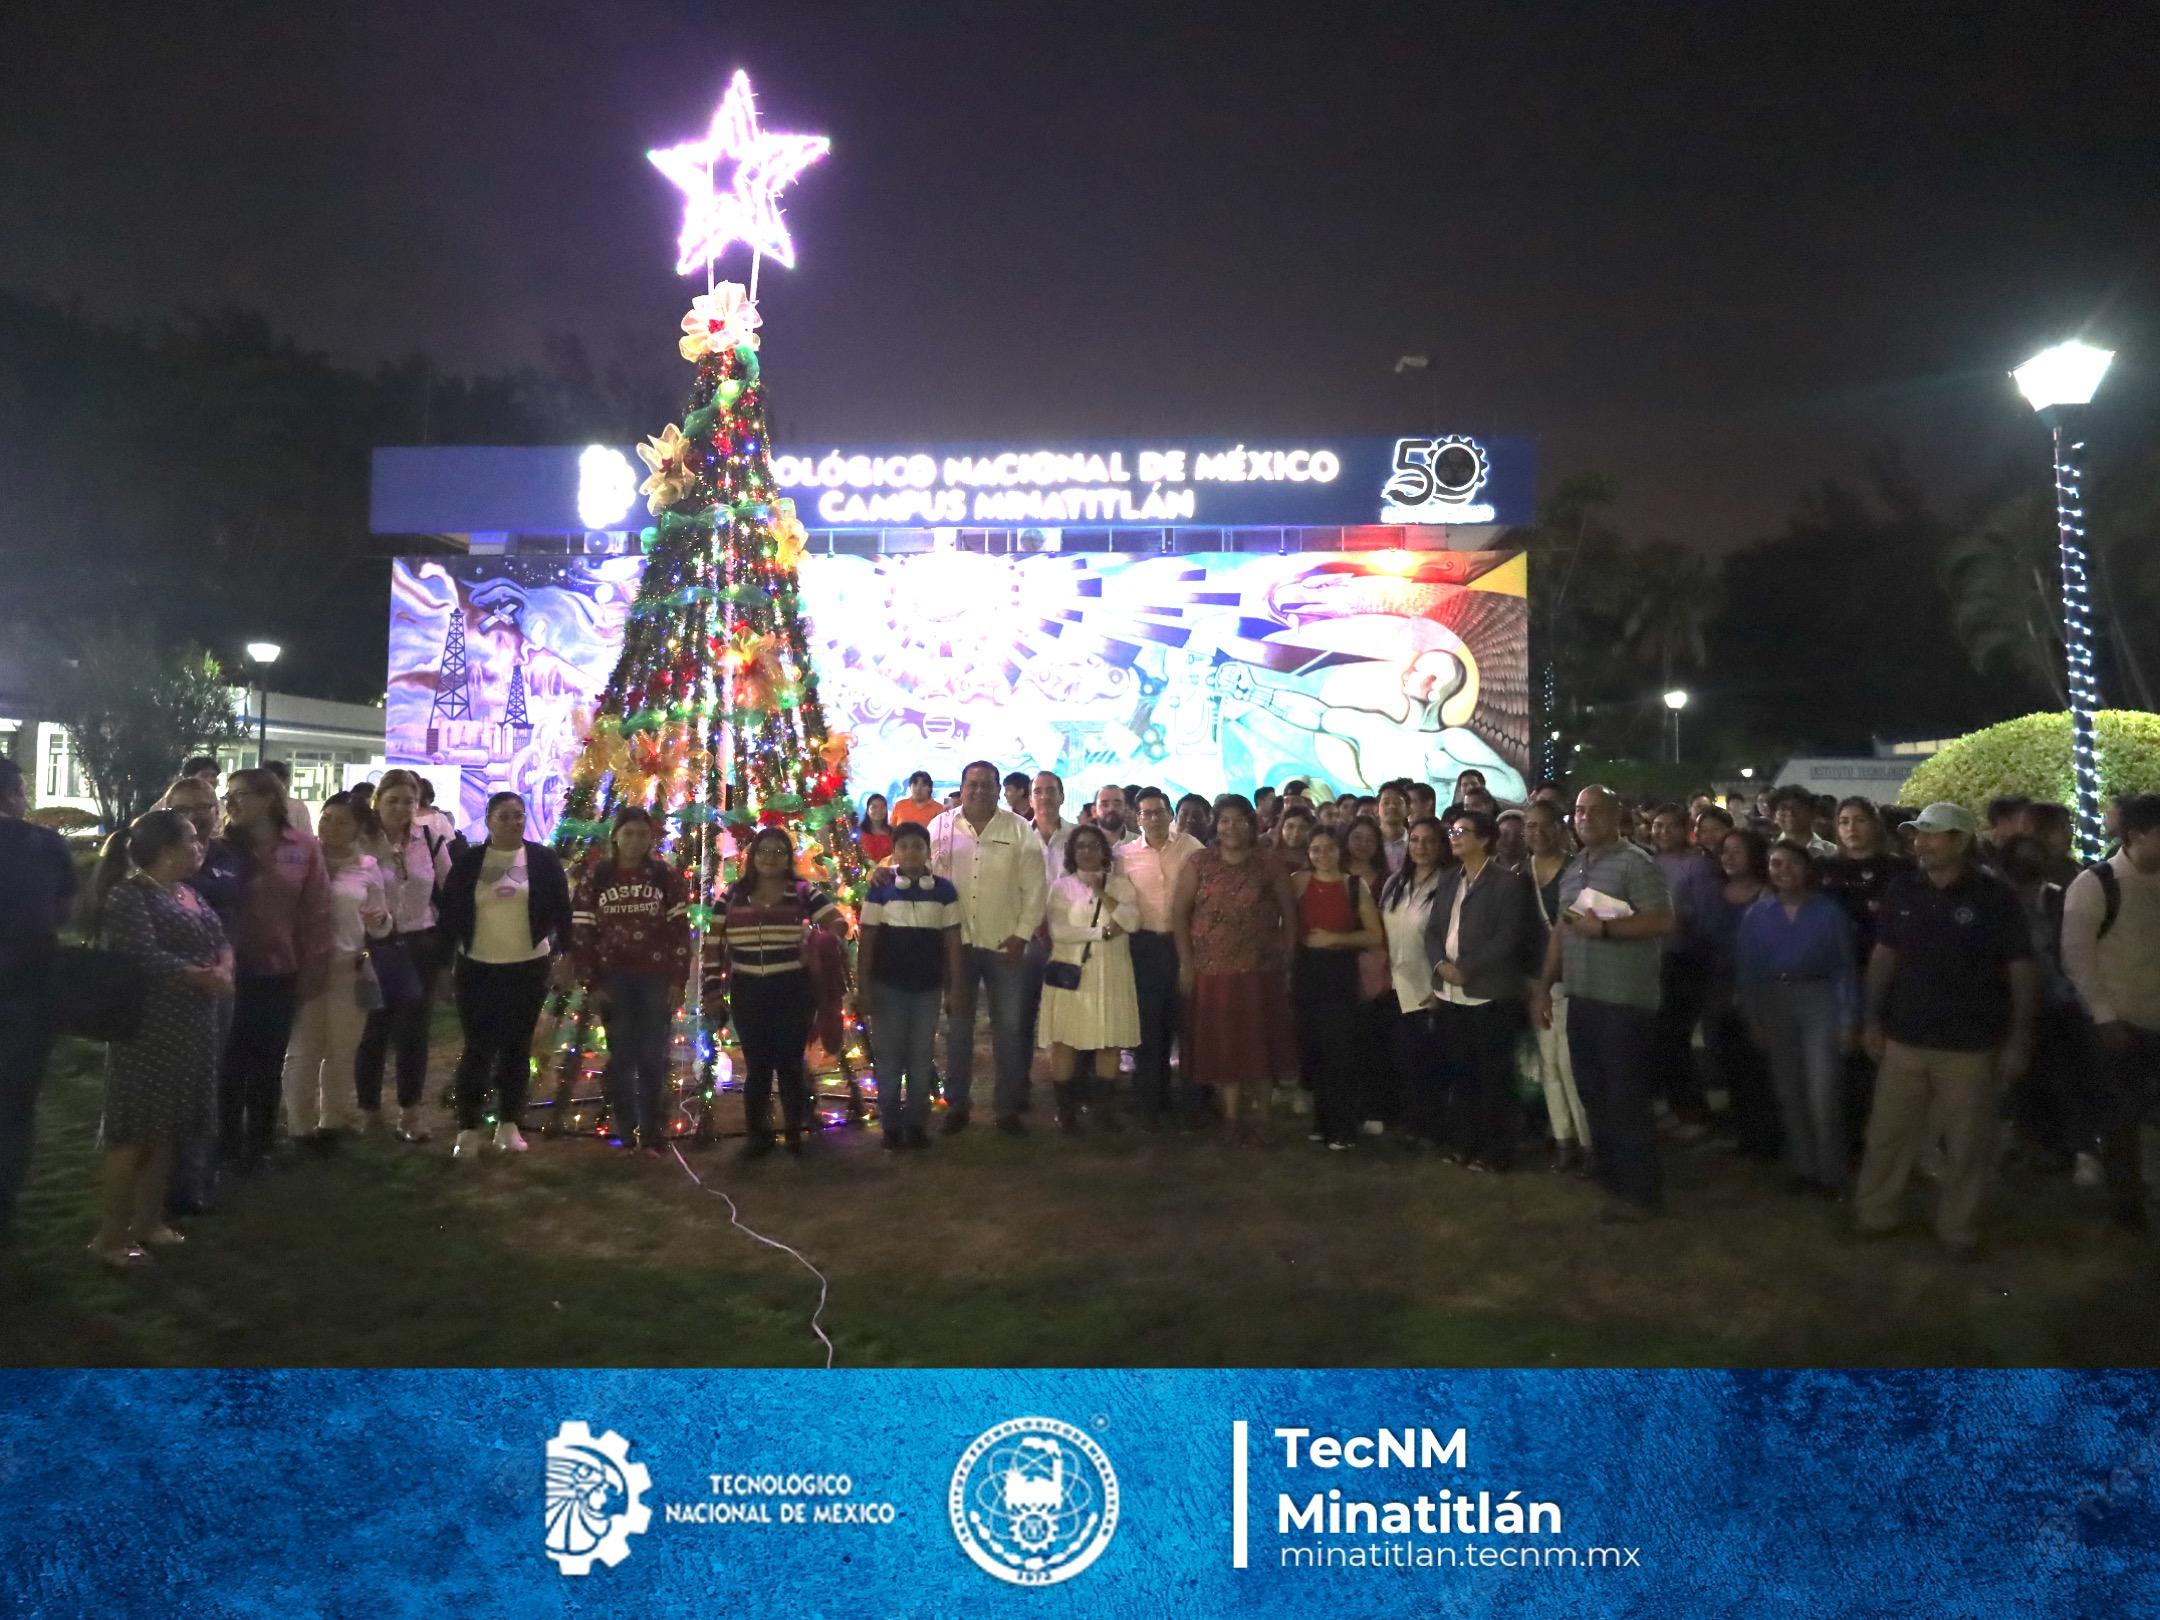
[2011,340,2114,860]
[245,641,282,765]
[1663,688,1689,765]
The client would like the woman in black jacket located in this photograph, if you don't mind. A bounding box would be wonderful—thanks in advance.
[1423,808,1543,1172]
[436,792,573,1159]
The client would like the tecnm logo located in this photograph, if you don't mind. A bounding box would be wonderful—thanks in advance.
[545,1421,653,1575]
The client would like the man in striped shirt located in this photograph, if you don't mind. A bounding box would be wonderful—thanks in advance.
[858,823,964,1149]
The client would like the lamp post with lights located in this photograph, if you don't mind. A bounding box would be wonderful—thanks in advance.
[2011,340,2114,859]
[1663,688,1689,765]
[244,641,281,763]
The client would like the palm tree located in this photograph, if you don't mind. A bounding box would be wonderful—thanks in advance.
[1505,471,1623,775]
[1938,493,2066,707]
[1620,540,1721,690]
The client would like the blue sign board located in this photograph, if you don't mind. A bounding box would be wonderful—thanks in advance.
[5,1368,2154,1616]
[370,435,1535,536]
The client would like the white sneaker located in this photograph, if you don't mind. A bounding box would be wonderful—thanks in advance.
[453,1129,488,1160]
[494,1123,529,1153]
[1360,1120,1385,1137]
[397,1106,431,1144]
[2074,1151,2105,1190]
[356,1109,381,1136]
[1290,1090,1312,1118]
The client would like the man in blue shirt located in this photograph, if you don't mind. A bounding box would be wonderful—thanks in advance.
[1854,802,2038,1258]
[1651,803,1722,1137]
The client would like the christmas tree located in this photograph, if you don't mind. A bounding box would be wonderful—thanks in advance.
[539,72,860,1141]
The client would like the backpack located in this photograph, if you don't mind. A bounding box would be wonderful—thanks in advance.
[2092,861,2121,940]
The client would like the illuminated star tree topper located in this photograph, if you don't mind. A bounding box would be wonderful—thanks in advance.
[649,69,829,279]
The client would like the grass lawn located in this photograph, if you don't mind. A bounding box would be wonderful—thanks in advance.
[4,1027,2156,1368]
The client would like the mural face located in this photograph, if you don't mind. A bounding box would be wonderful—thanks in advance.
[388,549,1529,837]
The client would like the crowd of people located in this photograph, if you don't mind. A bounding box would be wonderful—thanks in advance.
[1,745,2155,1269]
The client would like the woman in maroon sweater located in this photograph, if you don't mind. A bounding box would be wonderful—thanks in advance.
[571,808,690,1153]
[217,767,330,1172]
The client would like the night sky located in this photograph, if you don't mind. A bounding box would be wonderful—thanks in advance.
[6,1,2155,543]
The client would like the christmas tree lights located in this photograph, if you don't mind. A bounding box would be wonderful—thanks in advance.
[538,73,868,1142]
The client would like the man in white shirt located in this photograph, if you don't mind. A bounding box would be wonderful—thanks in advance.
[1377,780,1412,873]
[929,760,1048,1134]
[1092,783,1131,845]
[1116,788,1204,1126]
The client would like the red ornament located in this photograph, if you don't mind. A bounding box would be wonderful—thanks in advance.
[758,809,790,829]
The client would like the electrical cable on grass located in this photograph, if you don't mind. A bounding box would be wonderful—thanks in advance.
[669,1144,834,1368]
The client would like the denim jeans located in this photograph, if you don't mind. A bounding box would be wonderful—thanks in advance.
[944,945,1031,1119]
[2094,1024,2160,1224]
[355,928,444,1112]
[733,969,813,1139]
[1566,997,1663,1211]
[451,957,550,1132]
[1436,997,1528,1169]
[870,983,941,1134]
[1128,930,1187,1118]
[602,972,674,1145]
[0,982,58,1231]
[1653,952,1710,1116]
[1755,978,1847,1189]
[221,973,298,1162]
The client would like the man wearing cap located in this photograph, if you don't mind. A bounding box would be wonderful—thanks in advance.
[1853,801,2039,1258]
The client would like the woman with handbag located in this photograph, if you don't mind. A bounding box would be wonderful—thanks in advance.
[1380,817,1449,1148]
[1292,826,1386,1151]
[217,766,330,1174]
[437,791,574,1160]
[1424,809,1543,1173]
[280,794,390,1148]
[88,811,232,1268]
[152,774,243,1217]
[1038,824,1141,1134]
[356,768,452,1143]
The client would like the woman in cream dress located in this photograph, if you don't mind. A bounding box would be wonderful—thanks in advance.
[1039,824,1141,1132]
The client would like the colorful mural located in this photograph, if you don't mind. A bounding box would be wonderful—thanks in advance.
[387,549,1529,837]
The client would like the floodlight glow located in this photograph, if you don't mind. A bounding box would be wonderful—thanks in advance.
[1740,767,1755,780]
[1663,689,1689,711]
[578,445,638,530]
[246,641,282,664]
[2012,341,2114,411]
[649,70,828,277]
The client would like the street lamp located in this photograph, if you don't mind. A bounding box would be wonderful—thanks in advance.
[2012,339,2114,859]
[1663,688,1689,765]
[245,641,282,763]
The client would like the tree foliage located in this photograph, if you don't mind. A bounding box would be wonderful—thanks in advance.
[0,292,663,700]
[1899,710,2160,813]
[34,627,247,829]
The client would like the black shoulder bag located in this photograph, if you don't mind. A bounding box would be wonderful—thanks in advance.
[1042,886,1105,991]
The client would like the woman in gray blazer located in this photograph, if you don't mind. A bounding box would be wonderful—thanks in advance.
[1424,809,1544,1171]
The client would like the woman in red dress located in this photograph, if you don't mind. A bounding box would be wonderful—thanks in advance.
[1172,794,1299,1145]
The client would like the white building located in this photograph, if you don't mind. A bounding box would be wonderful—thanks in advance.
[2,686,387,821]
